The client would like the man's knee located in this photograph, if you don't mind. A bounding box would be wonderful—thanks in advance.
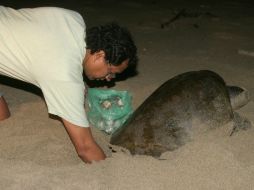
[0,95,10,121]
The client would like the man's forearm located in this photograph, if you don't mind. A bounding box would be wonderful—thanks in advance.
[62,119,106,163]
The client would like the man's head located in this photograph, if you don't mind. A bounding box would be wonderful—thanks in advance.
[83,23,137,81]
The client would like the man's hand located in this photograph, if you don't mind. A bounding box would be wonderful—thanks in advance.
[62,119,106,163]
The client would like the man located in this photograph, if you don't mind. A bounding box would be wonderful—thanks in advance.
[0,6,138,163]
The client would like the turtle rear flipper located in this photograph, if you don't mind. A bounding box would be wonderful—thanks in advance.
[230,112,252,136]
[227,86,250,110]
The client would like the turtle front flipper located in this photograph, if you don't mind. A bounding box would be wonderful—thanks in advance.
[230,112,252,136]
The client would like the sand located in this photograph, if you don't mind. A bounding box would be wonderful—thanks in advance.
[0,0,254,189]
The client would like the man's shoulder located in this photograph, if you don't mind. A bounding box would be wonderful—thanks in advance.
[35,7,85,32]
[34,7,83,20]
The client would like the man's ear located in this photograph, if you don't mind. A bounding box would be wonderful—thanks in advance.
[95,50,106,59]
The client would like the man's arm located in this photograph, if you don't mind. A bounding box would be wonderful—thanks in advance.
[62,119,106,163]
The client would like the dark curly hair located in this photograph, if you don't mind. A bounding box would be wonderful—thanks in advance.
[86,23,138,67]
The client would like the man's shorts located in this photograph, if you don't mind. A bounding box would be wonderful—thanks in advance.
[0,92,3,97]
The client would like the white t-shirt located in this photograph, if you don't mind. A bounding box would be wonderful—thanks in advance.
[0,6,89,127]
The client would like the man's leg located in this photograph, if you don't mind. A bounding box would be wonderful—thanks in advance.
[0,95,10,121]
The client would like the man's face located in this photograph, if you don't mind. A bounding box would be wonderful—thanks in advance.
[83,50,129,81]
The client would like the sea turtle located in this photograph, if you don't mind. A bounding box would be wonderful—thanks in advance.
[110,70,251,157]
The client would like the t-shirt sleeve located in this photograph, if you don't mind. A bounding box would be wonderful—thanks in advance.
[39,79,89,127]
